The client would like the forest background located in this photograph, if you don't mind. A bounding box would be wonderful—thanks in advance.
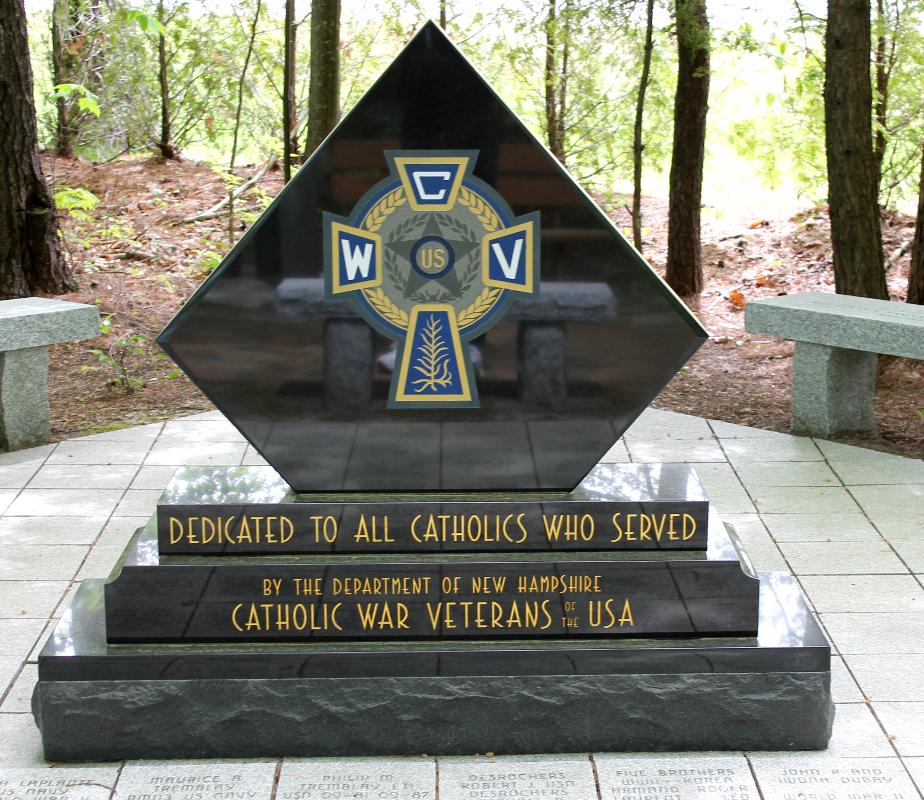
[7,0,924,456]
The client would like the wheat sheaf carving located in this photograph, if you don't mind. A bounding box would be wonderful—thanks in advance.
[412,314,454,393]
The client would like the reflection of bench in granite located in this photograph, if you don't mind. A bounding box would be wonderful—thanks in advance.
[276,278,617,411]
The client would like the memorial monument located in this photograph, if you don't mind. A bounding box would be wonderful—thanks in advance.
[32,22,833,760]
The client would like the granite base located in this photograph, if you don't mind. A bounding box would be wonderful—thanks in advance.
[35,672,832,761]
[33,575,834,760]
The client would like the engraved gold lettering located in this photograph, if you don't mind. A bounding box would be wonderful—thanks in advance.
[620,598,634,626]
[514,512,528,544]
[611,512,624,542]
[355,602,410,630]
[310,515,338,543]
[542,514,594,542]
[353,514,394,543]
[588,598,633,629]
[233,602,343,632]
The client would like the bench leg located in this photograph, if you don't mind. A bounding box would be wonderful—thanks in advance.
[791,342,877,437]
[518,322,566,410]
[324,319,374,413]
[0,346,51,451]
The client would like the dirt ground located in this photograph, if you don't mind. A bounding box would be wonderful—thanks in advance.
[39,154,924,459]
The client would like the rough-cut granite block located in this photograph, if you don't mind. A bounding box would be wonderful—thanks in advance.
[0,297,99,352]
[33,671,833,761]
[746,291,924,359]
[791,342,878,436]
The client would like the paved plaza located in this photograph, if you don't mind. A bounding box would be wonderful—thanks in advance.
[0,407,921,798]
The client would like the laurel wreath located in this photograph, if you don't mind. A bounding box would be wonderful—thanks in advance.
[457,187,500,232]
[456,286,502,328]
[359,184,505,332]
[360,188,409,329]
[455,188,503,328]
[362,188,407,233]
[364,286,409,328]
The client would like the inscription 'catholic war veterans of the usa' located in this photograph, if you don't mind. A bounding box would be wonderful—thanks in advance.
[104,560,759,643]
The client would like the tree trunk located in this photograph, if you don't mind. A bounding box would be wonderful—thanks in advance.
[543,0,565,163]
[304,0,340,159]
[0,0,76,298]
[666,0,710,297]
[907,143,924,305]
[51,0,79,157]
[873,0,888,193]
[156,0,179,159]
[632,0,655,253]
[439,1,447,28]
[228,0,262,245]
[282,0,297,182]
[824,0,888,299]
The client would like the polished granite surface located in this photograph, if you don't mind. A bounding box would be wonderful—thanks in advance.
[157,23,706,493]
[40,572,826,679]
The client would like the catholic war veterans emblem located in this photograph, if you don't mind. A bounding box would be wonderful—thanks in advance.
[323,151,540,408]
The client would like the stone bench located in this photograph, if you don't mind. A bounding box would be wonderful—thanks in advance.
[0,297,100,451]
[276,278,616,411]
[745,291,924,437]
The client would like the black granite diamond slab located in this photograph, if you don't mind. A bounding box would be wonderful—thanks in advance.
[157,462,709,554]
[156,22,707,493]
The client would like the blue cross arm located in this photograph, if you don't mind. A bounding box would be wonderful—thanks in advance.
[326,218,383,295]
[481,212,540,294]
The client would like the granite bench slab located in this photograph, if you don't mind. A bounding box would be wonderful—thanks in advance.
[745,291,924,437]
[0,297,99,451]
[746,291,924,359]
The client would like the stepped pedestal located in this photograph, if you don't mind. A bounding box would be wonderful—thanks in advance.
[33,463,833,760]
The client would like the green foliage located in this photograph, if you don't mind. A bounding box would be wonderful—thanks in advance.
[53,83,101,117]
[120,8,166,35]
[83,331,150,394]
[24,0,924,215]
[53,186,100,221]
[873,0,924,207]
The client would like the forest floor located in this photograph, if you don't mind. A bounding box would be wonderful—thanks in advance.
[39,153,924,459]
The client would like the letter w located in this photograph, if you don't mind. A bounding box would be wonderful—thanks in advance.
[341,240,374,280]
[492,239,523,280]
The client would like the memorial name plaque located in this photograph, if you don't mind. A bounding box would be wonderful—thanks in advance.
[595,755,760,800]
[439,757,596,800]
[114,764,278,800]
[276,759,435,800]
[33,21,834,761]
[748,759,920,800]
[0,770,118,800]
